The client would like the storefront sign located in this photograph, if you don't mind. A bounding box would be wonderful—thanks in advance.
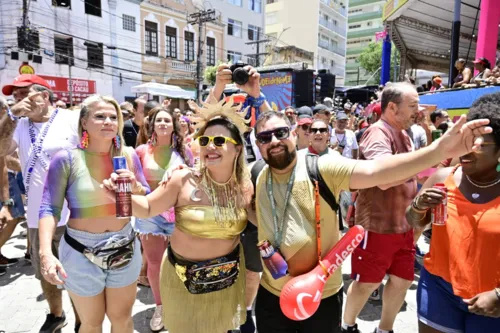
[39,75,96,104]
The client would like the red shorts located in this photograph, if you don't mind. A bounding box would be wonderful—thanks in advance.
[351,229,415,283]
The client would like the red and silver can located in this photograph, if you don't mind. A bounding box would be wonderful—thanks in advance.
[431,183,448,225]
[113,156,133,218]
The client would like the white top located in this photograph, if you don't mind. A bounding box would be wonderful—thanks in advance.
[409,124,427,150]
[13,110,80,228]
[249,129,263,161]
[329,129,359,159]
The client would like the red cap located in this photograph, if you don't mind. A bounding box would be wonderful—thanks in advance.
[372,102,382,117]
[359,121,369,129]
[2,74,51,96]
[297,117,312,126]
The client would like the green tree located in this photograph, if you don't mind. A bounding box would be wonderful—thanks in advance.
[204,61,227,86]
[357,42,400,85]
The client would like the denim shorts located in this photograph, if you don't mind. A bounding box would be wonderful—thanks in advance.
[417,267,500,333]
[132,215,175,237]
[58,223,142,297]
[5,172,25,219]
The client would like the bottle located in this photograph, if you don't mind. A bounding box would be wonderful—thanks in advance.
[113,156,133,218]
[258,239,288,279]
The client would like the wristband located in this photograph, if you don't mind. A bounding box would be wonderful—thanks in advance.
[7,108,19,121]
[411,199,427,214]
[246,92,267,109]
[1,199,15,207]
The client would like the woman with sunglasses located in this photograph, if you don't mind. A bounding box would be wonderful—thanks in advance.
[306,119,335,156]
[103,98,252,333]
[38,95,150,333]
[406,93,500,333]
[134,106,193,331]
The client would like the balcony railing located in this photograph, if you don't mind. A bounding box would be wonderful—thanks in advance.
[319,18,346,37]
[320,0,347,17]
[168,59,196,72]
[319,64,345,77]
[318,40,346,56]
[348,10,383,24]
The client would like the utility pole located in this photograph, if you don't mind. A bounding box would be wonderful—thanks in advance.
[246,27,269,67]
[187,9,216,103]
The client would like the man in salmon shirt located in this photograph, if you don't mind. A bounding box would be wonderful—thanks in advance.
[342,83,420,333]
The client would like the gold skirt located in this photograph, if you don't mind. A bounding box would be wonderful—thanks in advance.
[159,244,246,333]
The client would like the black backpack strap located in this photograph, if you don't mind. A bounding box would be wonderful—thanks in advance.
[250,159,267,190]
[306,154,338,212]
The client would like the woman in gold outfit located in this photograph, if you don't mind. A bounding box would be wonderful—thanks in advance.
[104,97,253,333]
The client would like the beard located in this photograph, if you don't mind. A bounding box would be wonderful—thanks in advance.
[264,143,297,170]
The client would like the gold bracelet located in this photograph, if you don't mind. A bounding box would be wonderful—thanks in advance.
[411,199,428,214]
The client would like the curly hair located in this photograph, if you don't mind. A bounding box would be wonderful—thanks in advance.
[467,92,500,148]
[147,107,191,166]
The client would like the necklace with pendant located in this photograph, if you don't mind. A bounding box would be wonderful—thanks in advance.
[465,175,500,199]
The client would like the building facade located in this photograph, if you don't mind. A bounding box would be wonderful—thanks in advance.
[140,0,225,100]
[0,0,126,104]
[193,0,265,67]
[265,0,348,86]
[345,0,385,86]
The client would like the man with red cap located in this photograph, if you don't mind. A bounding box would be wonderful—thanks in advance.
[0,74,81,333]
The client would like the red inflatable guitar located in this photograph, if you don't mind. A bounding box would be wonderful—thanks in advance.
[279,225,365,321]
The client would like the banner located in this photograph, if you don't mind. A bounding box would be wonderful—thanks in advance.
[39,75,96,103]
[260,71,293,111]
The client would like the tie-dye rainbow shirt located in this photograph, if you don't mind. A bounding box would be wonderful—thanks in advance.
[135,144,192,222]
[39,147,150,221]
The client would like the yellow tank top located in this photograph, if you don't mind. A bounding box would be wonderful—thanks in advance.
[175,205,247,240]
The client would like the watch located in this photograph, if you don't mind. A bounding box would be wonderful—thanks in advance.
[1,199,15,207]
[246,92,267,109]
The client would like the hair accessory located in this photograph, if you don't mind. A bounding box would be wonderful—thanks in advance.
[188,94,250,137]
[114,135,121,149]
[80,130,89,149]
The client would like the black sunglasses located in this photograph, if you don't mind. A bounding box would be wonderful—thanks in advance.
[300,124,311,131]
[309,127,329,134]
[256,127,290,144]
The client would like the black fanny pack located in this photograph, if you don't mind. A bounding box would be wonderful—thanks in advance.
[64,230,135,270]
[167,245,240,295]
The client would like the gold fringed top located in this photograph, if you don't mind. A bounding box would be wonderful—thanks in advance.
[175,205,247,240]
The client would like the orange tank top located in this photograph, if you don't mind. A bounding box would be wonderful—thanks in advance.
[424,168,500,299]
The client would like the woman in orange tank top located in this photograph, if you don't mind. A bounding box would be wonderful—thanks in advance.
[406,92,500,333]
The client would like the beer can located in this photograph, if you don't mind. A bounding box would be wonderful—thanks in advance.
[113,156,127,172]
[257,240,288,280]
[432,130,443,142]
[431,183,447,225]
[115,177,133,218]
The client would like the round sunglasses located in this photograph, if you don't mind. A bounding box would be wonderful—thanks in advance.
[198,135,238,147]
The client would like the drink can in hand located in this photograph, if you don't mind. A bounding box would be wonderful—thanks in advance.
[431,183,448,225]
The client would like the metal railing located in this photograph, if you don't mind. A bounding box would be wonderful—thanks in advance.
[319,18,346,36]
[319,64,345,76]
[169,59,196,72]
[320,0,347,16]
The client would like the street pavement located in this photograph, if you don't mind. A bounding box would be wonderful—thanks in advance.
[0,222,425,333]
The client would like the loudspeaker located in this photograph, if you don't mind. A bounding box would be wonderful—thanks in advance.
[11,52,19,60]
[33,55,42,64]
[294,70,315,107]
[318,72,335,100]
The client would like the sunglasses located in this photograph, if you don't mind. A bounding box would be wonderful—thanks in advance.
[300,124,311,131]
[256,127,290,144]
[309,127,329,134]
[198,135,238,147]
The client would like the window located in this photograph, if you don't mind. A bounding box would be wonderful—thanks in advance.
[367,21,372,27]
[206,37,215,66]
[227,19,242,37]
[227,50,242,63]
[54,36,74,65]
[86,42,104,68]
[323,14,329,21]
[165,26,177,58]
[145,21,158,56]
[321,57,326,64]
[265,12,278,25]
[53,0,71,8]
[184,31,195,62]
[330,60,335,67]
[349,24,361,29]
[248,0,262,13]
[248,56,257,67]
[228,0,241,6]
[266,0,278,3]
[248,24,259,41]
[84,0,101,17]
[123,15,136,32]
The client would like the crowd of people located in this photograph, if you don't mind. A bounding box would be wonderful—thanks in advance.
[0,62,498,333]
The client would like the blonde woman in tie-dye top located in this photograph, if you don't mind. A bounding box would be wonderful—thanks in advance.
[133,106,193,331]
[38,95,150,333]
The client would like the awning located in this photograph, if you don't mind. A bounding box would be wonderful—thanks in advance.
[131,82,196,99]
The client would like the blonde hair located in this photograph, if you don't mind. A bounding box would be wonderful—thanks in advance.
[79,95,134,169]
